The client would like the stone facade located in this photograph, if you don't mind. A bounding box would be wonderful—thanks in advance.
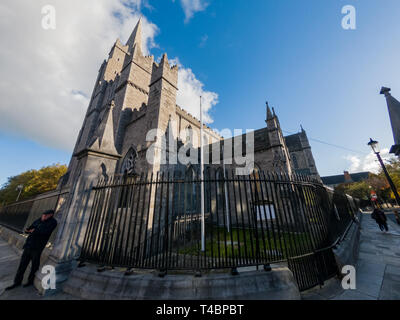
[284,128,320,180]
[35,20,322,292]
[62,20,222,189]
[60,19,320,189]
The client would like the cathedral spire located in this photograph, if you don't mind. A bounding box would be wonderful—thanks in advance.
[266,101,274,120]
[126,18,143,52]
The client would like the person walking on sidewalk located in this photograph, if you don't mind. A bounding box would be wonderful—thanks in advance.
[5,209,57,291]
[372,207,389,232]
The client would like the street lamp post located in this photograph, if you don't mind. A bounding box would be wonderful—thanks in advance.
[368,138,400,206]
[16,184,24,202]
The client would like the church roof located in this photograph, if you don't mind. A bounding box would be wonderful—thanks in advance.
[284,134,301,149]
[321,172,370,186]
[284,131,307,152]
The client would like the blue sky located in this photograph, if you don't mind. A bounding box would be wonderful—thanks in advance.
[1,0,400,186]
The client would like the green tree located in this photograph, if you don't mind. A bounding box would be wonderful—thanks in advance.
[0,164,67,206]
[378,158,400,201]
[337,181,370,200]
[337,158,400,203]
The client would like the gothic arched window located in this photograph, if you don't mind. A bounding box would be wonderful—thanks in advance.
[251,165,263,200]
[185,125,193,144]
[185,165,199,214]
[121,147,138,176]
[216,168,225,208]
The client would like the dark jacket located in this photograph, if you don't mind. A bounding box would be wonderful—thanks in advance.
[24,217,57,251]
[372,209,387,224]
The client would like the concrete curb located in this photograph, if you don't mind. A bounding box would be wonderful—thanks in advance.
[63,264,301,300]
[332,215,362,271]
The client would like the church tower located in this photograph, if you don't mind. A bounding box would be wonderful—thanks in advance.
[265,102,293,175]
[61,19,180,189]
[49,20,181,277]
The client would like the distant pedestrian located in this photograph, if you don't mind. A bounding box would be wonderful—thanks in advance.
[371,207,389,232]
[394,210,400,225]
[5,209,57,291]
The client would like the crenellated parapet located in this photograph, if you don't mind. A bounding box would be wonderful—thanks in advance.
[175,105,222,139]
[150,54,179,90]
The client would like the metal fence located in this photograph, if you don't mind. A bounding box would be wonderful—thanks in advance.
[0,191,68,244]
[80,169,359,291]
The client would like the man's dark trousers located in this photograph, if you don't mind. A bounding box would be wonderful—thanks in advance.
[378,222,389,232]
[14,248,43,285]
[14,216,57,285]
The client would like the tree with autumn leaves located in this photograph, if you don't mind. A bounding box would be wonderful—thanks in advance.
[336,158,400,203]
[0,164,67,206]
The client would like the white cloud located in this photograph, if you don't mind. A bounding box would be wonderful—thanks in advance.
[173,0,209,23]
[344,148,394,173]
[345,155,361,172]
[0,1,218,153]
[0,0,158,151]
[199,34,208,47]
[170,58,218,124]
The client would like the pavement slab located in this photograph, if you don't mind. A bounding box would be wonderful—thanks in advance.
[302,211,400,300]
[0,237,76,300]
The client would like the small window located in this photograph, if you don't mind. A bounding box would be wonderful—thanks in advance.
[292,154,299,169]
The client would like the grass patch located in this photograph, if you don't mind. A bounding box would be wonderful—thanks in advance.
[178,227,312,260]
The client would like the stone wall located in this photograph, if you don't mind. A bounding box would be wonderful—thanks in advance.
[333,213,362,270]
[63,264,300,300]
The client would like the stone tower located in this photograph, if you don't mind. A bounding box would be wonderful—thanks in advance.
[265,103,293,175]
[61,19,182,190]
[47,20,183,283]
[284,126,320,180]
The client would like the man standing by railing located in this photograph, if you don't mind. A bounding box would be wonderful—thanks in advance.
[5,209,57,290]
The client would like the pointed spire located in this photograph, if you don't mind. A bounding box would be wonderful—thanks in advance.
[266,101,274,120]
[126,18,142,53]
[160,53,169,65]
[88,101,118,155]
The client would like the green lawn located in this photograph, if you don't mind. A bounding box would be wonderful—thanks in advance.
[178,226,312,260]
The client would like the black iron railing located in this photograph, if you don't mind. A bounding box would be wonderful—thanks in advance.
[79,169,358,291]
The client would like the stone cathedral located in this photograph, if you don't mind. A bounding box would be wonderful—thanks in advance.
[59,19,320,191]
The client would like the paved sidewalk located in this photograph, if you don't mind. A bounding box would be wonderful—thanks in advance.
[0,238,76,300]
[302,212,400,300]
